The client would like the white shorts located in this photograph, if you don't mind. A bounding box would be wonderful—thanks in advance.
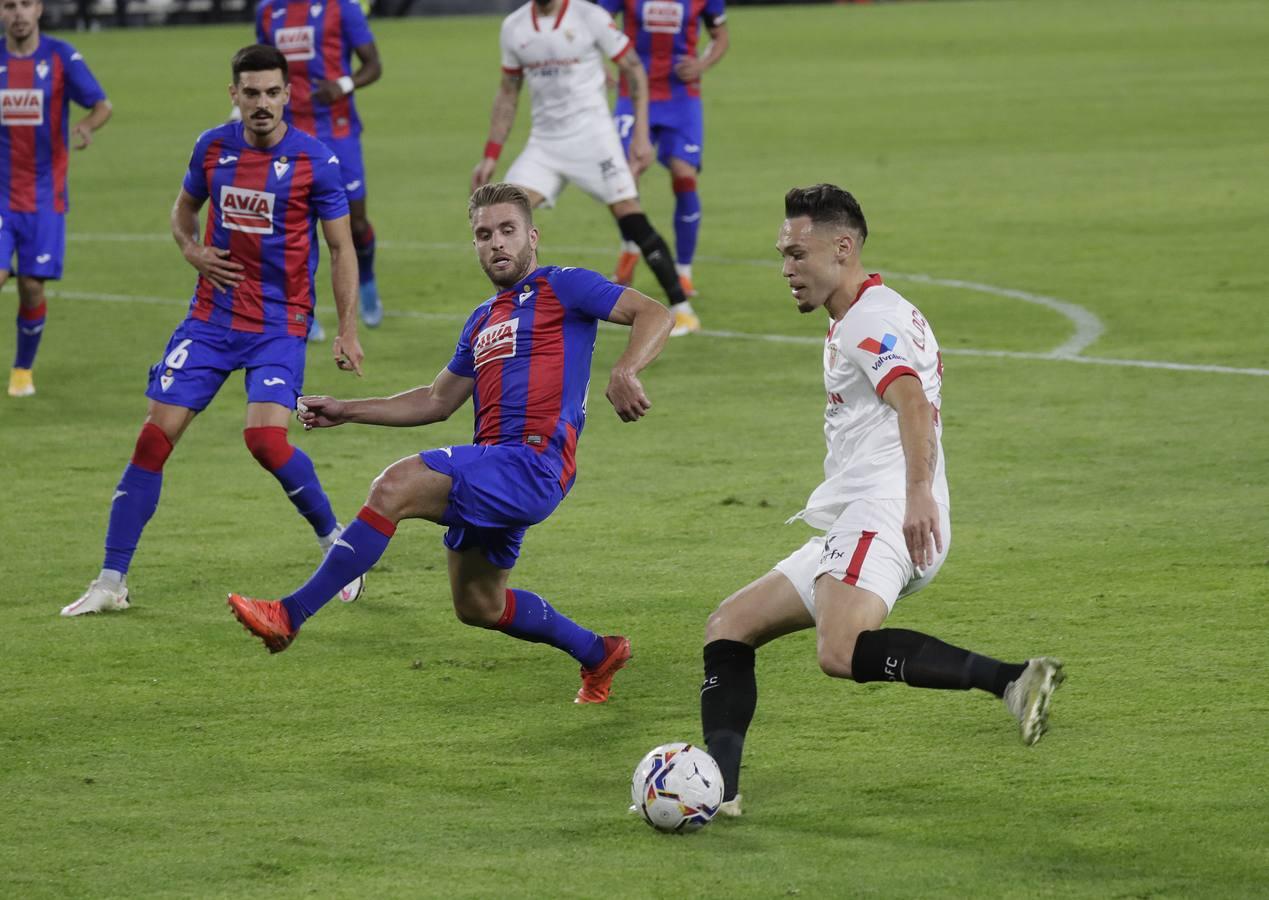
[505,121,638,208]
[774,498,951,617]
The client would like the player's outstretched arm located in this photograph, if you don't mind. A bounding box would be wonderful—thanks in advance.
[472,72,523,191]
[171,188,243,291]
[603,289,674,422]
[883,373,943,568]
[298,368,474,430]
[321,214,364,376]
[72,99,112,150]
[615,52,653,177]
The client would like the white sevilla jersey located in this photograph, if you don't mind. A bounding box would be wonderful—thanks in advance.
[500,0,632,139]
[795,274,950,529]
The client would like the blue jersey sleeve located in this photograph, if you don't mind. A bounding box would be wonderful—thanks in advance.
[60,44,107,109]
[255,1,268,43]
[704,0,726,25]
[310,142,350,221]
[181,131,215,201]
[547,267,625,321]
[341,0,375,49]
[447,307,483,379]
[596,0,623,15]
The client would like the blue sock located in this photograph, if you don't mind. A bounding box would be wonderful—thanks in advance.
[272,447,339,538]
[103,464,163,574]
[355,225,376,285]
[14,301,46,369]
[497,588,605,668]
[282,508,394,628]
[673,189,701,266]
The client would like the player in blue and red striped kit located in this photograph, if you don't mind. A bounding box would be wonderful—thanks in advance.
[229,183,674,704]
[257,0,384,332]
[62,46,365,618]
[602,0,728,308]
[1,0,111,398]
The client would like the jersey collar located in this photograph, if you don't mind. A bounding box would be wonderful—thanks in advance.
[850,273,884,309]
[530,0,569,32]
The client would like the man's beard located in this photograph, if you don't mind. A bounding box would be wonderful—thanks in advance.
[482,247,532,288]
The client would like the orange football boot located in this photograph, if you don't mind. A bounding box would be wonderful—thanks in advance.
[575,635,632,704]
[613,251,640,286]
[227,593,297,654]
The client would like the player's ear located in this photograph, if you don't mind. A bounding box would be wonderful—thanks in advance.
[529,226,539,250]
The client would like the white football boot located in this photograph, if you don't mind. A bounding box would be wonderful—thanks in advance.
[61,578,130,617]
[319,525,365,603]
[1003,657,1065,746]
[716,795,743,818]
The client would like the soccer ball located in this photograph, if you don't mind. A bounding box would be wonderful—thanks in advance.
[631,743,724,833]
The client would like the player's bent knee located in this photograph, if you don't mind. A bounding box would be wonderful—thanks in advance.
[243,426,295,471]
[131,422,175,473]
[817,642,856,680]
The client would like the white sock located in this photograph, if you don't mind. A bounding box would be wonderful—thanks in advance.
[676,263,693,278]
[318,524,344,552]
[670,301,695,315]
[98,569,125,587]
[621,240,640,255]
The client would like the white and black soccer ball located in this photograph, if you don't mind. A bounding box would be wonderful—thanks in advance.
[631,743,724,833]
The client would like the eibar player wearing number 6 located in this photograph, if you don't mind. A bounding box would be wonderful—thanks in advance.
[62,45,365,617]
[698,185,1064,816]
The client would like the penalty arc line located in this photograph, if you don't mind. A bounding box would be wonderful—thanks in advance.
[58,233,1269,378]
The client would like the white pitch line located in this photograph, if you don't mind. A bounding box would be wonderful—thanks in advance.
[61,233,1268,377]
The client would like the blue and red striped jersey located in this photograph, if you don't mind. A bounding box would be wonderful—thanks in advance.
[181,122,348,336]
[447,266,625,493]
[0,36,106,214]
[599,0,725,102]
[257,0,375,143]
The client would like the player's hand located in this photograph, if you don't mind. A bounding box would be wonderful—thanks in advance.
[902,487,943,568]
[71,123,94,150]
[605,370,651,422]
[332,330,364,376]
[184,245,244,291]
[628,133,654,179]
[313,79,346,105]
[674,56,705,83]
[297,395,349,430]
[471,157,498,192]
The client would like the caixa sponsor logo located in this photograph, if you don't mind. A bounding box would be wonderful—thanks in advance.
[474,317,519,368]
[0,90,44,126]
[220,185,276,234]
[275,26,316,61]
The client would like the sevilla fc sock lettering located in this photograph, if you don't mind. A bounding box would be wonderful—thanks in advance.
[496,588,605,668]
[282,507,394,627]
[701,639,757,801]
[14,301,46,369]
[851,628,1025,697]
[672,178,701,266]
[354,224,376,285]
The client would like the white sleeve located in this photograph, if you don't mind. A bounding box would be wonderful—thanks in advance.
[839,307,921,398]
[580,2,631,60]
[499,18,523,74]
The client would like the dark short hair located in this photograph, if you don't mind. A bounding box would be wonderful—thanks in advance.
[231,44,289,85]
[784,184,867,244]
[468,183,534,226]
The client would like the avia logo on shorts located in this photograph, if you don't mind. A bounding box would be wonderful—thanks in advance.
[643,0,684,33]
[220,185,276,234]
[275,26,316,61]
[473,317,520,369]
[0,90,44,126]
[857,333,898,355]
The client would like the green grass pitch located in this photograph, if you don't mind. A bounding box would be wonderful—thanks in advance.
[2,1,1267,896]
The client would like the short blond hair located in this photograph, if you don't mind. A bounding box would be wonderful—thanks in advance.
[468,183,534,225]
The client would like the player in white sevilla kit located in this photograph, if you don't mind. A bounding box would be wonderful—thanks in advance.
[697,184,1064,816]
[471,0,698,336]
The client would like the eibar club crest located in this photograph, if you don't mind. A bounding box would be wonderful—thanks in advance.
[273,157,290,179]
[36,60,49,80]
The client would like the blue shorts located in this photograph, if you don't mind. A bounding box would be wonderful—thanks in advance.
[144,318,307,412]
[614,97,704,171]
[0,209,66,279]
[419,443,565,570]
[326,135,367,202]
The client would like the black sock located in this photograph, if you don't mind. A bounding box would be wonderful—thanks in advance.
[701,639,756,801]
[616,213,687,306]
[851,628,1025,697]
